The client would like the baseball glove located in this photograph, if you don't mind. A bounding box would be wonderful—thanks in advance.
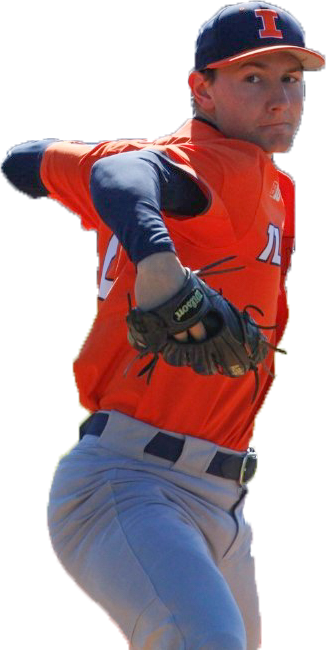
[126,263,284,400]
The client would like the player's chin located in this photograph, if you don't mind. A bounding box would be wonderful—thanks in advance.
[259,135,294,154]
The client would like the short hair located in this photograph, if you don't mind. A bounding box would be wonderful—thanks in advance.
[198,68,217,83]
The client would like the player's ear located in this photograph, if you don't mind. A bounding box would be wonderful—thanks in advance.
[188,71,216,112]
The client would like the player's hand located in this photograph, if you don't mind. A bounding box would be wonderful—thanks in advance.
[135,252,207,342]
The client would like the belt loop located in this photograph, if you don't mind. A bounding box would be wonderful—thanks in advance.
[171,436,219,476]
[79,412,110,440]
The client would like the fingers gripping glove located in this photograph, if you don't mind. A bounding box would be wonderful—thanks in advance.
[126,268,275,398]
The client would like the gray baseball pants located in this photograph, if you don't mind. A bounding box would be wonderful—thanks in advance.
[47,410,261,650]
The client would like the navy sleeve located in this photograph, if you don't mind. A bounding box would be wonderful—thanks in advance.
[1,139,58,198]
[90,149,208,264]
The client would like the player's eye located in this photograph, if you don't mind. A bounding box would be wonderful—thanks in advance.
[244,74,261,83]
[282,75,300,83]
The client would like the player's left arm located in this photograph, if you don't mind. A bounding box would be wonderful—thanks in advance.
[89,149,209,264]
[89,149,209,341]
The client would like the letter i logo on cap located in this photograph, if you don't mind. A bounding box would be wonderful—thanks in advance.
[255,8,284,39]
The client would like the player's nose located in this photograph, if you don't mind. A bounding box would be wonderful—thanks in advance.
[266,83,291,112]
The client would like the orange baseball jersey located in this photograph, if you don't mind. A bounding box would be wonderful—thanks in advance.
[40,118,295,451]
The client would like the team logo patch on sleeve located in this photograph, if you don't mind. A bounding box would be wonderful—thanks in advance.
[173,288,204,323]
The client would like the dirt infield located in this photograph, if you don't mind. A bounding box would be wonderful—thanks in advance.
[0,514,326,650]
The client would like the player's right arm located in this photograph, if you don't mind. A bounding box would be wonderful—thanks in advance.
[2,139,208,274]
[2,141,209,338]
[2,140,57,198]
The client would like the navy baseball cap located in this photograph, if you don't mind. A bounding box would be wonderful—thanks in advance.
[195,2,325,71]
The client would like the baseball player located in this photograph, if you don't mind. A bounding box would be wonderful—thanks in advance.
[2,3,324,649]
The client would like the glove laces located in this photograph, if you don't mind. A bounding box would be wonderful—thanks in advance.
[241,304,287,402]
[194,255,245,277]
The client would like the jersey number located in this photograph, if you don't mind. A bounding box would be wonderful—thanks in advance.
[98,234,119,300]
[257,224,281,266]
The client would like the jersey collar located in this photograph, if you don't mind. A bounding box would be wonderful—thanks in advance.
[167,117,226,143]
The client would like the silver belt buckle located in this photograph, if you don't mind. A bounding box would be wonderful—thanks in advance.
[239,447,257,486]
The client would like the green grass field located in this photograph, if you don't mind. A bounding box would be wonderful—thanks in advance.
[0,283,326,478]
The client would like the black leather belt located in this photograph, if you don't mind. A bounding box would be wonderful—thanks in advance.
[79,413,257,486]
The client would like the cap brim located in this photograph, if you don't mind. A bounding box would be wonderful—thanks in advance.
[205,45,325,71]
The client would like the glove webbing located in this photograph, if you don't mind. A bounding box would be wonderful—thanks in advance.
[241,304,286,401]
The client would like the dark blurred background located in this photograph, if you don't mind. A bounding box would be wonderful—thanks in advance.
[0,0,326,287]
